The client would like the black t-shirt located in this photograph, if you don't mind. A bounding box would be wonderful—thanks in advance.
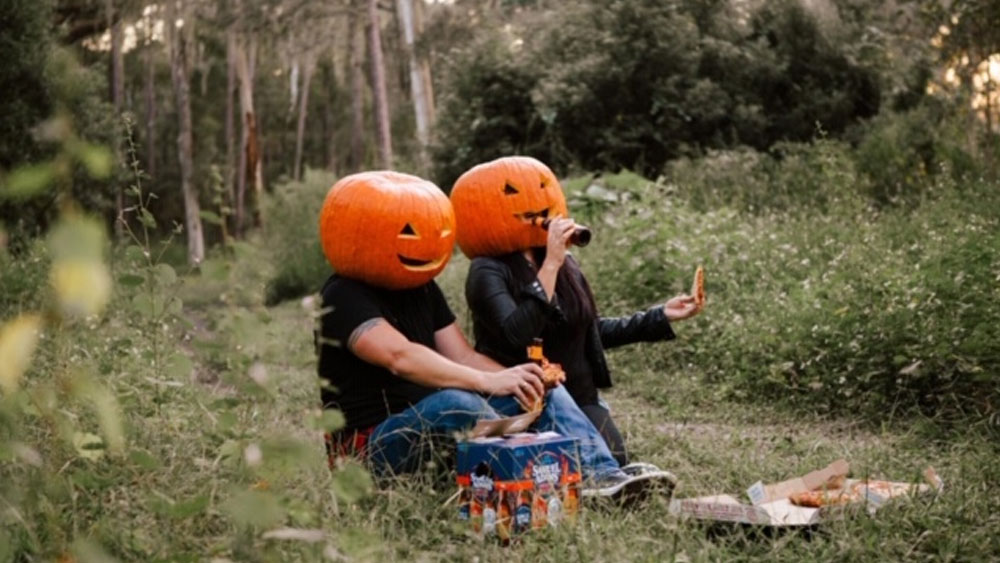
[317,275,456,432]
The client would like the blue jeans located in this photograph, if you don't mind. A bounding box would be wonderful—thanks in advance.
[367,386,620,480]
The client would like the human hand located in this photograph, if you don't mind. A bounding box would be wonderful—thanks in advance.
[663,294,700,321]
[480,363,545,407]
[543,215,576,270]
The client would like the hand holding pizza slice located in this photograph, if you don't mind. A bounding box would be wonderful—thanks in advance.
[662,266,704,321]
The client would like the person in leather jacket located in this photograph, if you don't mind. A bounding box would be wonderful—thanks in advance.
[465,215,701,466]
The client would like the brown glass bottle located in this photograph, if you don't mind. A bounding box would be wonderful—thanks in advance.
[527,338,544,365]
[538,218,592,247]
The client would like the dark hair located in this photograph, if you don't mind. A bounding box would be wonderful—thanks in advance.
[500,248,597,326]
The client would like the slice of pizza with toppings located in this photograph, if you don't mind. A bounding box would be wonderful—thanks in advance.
[691,266,705,309]
[788,487,862,507]
[540,361,566,389]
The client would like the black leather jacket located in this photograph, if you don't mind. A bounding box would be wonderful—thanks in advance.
[465,254,675,394]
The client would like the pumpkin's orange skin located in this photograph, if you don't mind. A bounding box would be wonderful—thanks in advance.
[450,156,568,258]
[318,171,455,290]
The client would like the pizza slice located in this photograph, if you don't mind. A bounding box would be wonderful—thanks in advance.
[540,361,566,389]
[521,360,565,412]
[788,486,862,507]
[859,479,920,499]
[691,266,705,309]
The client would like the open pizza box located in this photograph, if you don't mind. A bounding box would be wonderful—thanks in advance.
[668,459,944,527]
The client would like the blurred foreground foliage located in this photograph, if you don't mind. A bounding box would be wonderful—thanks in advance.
[0,61,362,560]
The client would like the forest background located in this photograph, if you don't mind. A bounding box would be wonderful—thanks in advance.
[1,0,998,561]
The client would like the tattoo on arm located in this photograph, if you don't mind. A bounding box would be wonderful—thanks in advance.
[347,318,385,352]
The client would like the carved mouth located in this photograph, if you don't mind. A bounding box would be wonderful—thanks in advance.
[515,207,550,225]
[398,253,448,272]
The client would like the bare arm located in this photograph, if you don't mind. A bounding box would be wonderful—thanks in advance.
[434,322,507,372]
[349,319,545,405]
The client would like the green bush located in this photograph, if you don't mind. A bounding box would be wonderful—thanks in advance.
[431,0,881,184]
[853,104,982,206]
[575,162,999,422]
[0,238,49,317]
[262,170,336,305]
[667,139,865,214]
[431,32,548,189]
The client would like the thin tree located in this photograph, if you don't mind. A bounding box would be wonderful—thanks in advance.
[413,0,435,127]
[346,0,366,171]
[225,26,237,231]
[165,0,205,264]
[144,41,157,180]
[324,49,340,173]
[367,0,393,169]
[293,51,315,181]
[396,0,432,166]
[234,32,263,234]
[106,0,125,237]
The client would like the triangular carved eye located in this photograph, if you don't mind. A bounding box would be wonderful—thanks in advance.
[503,182,519,195]
[399,223,417,236]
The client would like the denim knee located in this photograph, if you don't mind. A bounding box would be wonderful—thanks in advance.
[545,385,576,409]
[428,388,493,418]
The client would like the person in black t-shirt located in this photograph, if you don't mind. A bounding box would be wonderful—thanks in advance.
[316,170,676,503]
[318,272,637,487]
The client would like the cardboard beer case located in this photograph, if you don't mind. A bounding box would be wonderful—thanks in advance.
[668,459,944,527]
[456,429,582,540]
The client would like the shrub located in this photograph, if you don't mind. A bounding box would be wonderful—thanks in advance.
[667,139,865,214]
[262,170,336,305]
[431,0,882,183]
[0,238,49,317]
[853,104,982,206]
[431,33,548,190]
[575,163,999,423]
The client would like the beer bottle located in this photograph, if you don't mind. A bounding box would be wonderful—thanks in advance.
[527,337,544,365]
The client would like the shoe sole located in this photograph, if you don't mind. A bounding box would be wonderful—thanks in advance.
[582,471,677,508]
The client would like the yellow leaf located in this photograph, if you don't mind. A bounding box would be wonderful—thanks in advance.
[50,261,112,318]
[0,315,42,394]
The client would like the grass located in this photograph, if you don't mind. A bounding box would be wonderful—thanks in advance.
[95,239,992,562]
[3,163,999,561]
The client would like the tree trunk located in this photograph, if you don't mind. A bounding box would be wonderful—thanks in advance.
[225,28,237,233]
[294,54,315,181]
[107,0,125,237]
[324,51,339,173]
[367,0,393,169]
[234,34,263,235]
[144,45,157,180]
[166,0,205,265]
[396,0,431,165]
[413,0,435,127]
[347,0,366,171]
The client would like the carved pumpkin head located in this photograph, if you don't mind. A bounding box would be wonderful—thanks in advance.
[319,171,455,290]
[450,156,568,258]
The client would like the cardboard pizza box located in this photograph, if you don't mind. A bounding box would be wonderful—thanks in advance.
[668,460,943,527]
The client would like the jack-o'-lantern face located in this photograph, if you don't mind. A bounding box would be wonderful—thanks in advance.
[319,171,455,289]
[450,156,568,258]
